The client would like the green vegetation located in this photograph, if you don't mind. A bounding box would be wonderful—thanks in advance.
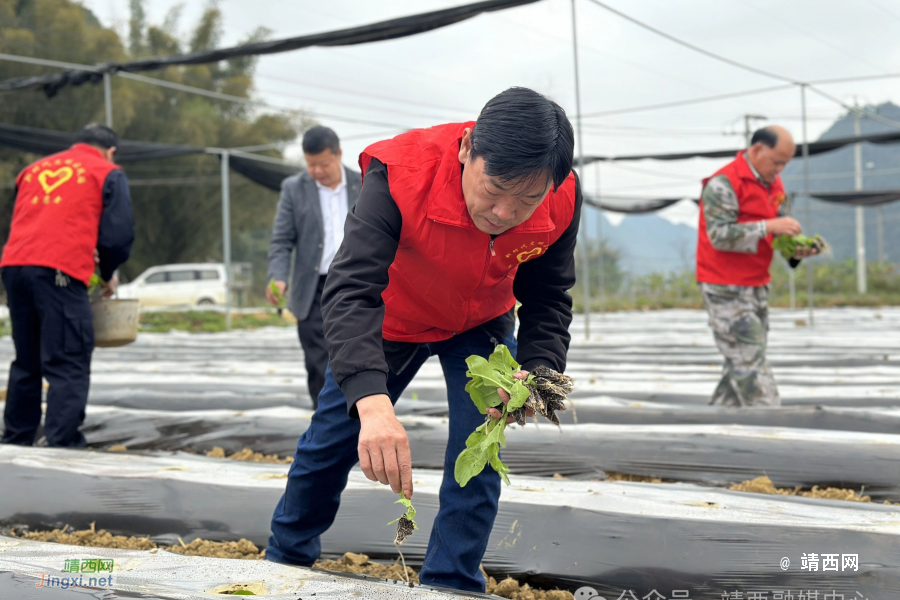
[573,241,900,311]
[138,310,293,333]
[0,0,314,305]
[772,234,828,260]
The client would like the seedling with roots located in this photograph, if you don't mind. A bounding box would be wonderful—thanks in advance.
[386,494,418,583]
[455,345,573,488]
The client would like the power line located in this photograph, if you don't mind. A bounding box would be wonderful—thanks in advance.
[862,0,900,23]
[579,1,900,135]
[581,84,794,118]
[733,0,890,74]
[583,0,798,84]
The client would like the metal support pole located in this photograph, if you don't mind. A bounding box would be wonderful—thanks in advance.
[571,0,590,339]
[877,206,885,262]
[789,267,796,310]
[743,114,766,147]
[854,107,866,294]
[595,161,605,314]
[103,72,113,128]
[800,84,814,326]
[221,151,232,331]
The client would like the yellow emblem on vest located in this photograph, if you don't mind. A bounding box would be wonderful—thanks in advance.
[37,167,74,194]
[517,247,543,263]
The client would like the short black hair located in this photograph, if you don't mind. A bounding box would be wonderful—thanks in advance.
[470,87,574,192]
[751,126,779,148]
[74,123,118,150]
[302,126,341,155]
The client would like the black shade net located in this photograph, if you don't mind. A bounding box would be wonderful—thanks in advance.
[0,0,539,97]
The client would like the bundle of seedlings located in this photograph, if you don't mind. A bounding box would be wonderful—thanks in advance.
[772,233,828,260]
[455,345,573,487]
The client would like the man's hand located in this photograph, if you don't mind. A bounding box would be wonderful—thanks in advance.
[100,275,118,298]
[765,217,802,237]
[793,245,819,259]
[265,280,287,307]
[356,394,413,499]
[486,370,534,423]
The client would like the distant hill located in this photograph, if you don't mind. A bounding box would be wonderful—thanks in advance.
[784,102,900,263]
[595,103,900,276]
[592,211,698,276]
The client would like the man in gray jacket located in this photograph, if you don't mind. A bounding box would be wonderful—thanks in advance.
[267,127,361,408]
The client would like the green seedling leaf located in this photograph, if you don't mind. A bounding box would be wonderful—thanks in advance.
[455,445,490,487]
[506,381,530,411]
[387,494,418,527]
[230,591,255,596]
[488,445,510,486]
[88,273,103,294]
[268,279,286,309]
[487,344,520,375]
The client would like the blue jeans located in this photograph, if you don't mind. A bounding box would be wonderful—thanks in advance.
[266,326,516,592]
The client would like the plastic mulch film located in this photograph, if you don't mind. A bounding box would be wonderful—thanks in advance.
[1,447,899,597]
[554,396,900,432]
[0,536,489,599]
[71,406,900,502]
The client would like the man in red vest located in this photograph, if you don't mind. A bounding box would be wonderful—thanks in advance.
[267,87,581,592]
[1,123,134,447]
[697,125,814,407]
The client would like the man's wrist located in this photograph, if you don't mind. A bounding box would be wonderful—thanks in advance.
[356,394,393,421]
[341,369,389,418]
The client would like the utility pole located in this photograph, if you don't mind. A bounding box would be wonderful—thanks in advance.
[221,151,232,331]
[595,161,606,315]
[877,206,885,262]
[853,103,866,294]
[571,0,590,340]
[103,71,113,128]
[743,114,767,147]
[800,84,815,326]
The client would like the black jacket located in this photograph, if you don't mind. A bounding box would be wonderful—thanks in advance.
[322,159,583,416]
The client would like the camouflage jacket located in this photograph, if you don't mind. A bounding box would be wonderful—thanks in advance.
[702,153,788,254]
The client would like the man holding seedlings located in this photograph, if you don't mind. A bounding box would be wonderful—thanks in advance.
[267,87,581,593]
[697,125,814,406]
[266,126,361,408]
[0,123,134,447]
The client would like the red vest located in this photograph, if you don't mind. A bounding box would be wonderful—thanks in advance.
[360,122,578,343]
[696,152,785,287]
[1,144,119,285]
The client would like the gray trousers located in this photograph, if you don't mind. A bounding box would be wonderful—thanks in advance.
[297,276,328,410]
[700,283,780,407]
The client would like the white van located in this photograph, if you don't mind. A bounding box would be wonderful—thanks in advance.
[116,263,228,307]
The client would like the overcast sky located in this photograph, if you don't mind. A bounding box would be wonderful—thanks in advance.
[82,0,900,227]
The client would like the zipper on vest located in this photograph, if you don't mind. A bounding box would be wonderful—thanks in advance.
[462,237,496,332]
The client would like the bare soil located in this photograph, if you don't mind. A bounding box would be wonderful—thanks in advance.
[729,475,898,504]
[7,527,573,597]
[205,446,293,464]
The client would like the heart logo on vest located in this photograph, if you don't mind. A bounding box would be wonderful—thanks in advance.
[517,247,544,263]
[38,167,74,194]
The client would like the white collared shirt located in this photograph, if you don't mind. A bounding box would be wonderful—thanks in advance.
[315,166,348,274]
